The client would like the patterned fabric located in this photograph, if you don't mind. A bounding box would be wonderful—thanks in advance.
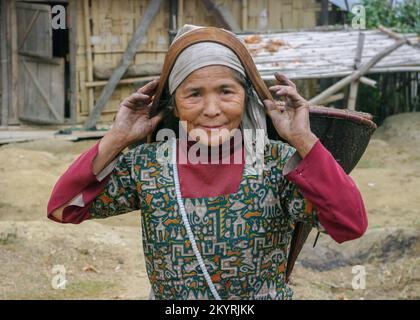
[89,140,323,300]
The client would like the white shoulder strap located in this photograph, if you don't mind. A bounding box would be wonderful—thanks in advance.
[171,138,221,300]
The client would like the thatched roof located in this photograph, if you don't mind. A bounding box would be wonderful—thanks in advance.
[238,29,420,80]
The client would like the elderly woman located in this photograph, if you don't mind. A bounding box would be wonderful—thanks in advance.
[47,25,367,300]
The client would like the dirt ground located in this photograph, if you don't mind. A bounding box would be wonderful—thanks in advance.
[0,112,419,300]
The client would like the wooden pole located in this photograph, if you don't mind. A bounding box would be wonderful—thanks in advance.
[360,76,377,88]
[321,0,329,26]
[0,0,9,126]
[242,0,248,31]
[169,0,178,44]
[309,38,406,105]
[379,25,419,46]
[347,81,359,111]
[84,0,163,130]
[178,0,184,29]
[354,32,365,69]
[344,0,350,11]
[83,0,94,115]
[348,32,365,110]
[85,76,158,88]
[9,0,18,124]
[217,4,241,32]
[320,92,345,104]
[331,3,337,25]
[92,49,168,54]
[68,0,78,124]
[200,0,240,31]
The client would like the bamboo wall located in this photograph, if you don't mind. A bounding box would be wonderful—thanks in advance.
[76,0,321,124]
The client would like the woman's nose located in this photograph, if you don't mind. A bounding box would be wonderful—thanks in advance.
[203,97,222,117]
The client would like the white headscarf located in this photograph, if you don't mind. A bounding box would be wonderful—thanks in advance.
[168,25,269,168]
[168,42,246,94]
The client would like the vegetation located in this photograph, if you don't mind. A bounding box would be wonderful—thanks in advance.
[361,0,420,34]
[346,0,420,123]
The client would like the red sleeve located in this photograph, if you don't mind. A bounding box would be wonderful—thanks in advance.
[286,140,368,243]
[47,141,111,224]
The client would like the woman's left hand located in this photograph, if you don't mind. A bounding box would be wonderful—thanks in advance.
[263,72,318,158]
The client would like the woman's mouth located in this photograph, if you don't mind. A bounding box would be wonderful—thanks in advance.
[198,125,225,131]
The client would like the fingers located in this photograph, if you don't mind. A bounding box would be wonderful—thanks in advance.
[127,92,151,104]
[263,99,286,114]
[121,92,152,111]
[137,78,160,95]
[269,84,306,107]
[263,99,276,113]
[275,101,286,112]
[274,72,296,89]
[124,78,159,111]
[121,100,136,110]
[269,84,293,97]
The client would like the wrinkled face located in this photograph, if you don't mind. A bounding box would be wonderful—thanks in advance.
[174,65,245,146]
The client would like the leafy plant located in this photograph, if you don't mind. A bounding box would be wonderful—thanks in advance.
[358,0,420,34]
[346,0,420,123]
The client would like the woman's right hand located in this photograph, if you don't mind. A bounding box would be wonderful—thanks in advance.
[110,78,164,146]
[51,79,165,222]
[92,79,164,175]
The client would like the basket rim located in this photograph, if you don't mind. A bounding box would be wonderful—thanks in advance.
[309,106,377,129]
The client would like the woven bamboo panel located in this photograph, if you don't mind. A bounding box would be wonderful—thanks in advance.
[76,0,170,122]
[75,0,87,116]
[75,0,320,124]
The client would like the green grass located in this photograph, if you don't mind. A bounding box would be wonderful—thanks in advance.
[0,229,17,245]
[0,202,12,209]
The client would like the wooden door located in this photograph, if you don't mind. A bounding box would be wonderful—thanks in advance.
[16,2,65,124]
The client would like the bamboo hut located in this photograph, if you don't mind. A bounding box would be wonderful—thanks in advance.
[0,0,322,127]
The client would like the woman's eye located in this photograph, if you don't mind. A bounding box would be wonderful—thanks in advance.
[222,89,233,95]
[190,91,200,97]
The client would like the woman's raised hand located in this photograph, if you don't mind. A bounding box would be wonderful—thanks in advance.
[111,78,165,145]
[92,79,165,175]
[263,72,317,157]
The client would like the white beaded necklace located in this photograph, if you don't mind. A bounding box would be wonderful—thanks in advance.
[171,138,221,300]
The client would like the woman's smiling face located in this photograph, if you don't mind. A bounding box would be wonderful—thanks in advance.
[174,65,245,146]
